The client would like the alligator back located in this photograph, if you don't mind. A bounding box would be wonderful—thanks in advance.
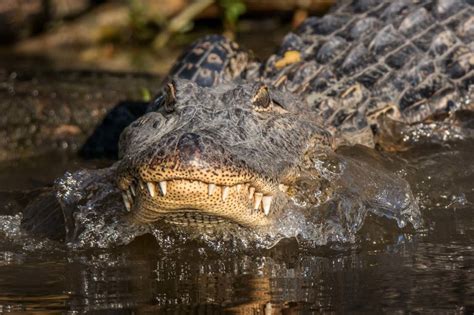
[167,35,255,87]
[263,0,473,145]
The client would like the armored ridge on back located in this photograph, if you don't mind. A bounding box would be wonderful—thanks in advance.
[115,0,473,228]
[163,0,473,147]
[263,0,473,146]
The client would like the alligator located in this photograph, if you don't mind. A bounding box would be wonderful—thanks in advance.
[6,0,474,240]
[115,0,473,227]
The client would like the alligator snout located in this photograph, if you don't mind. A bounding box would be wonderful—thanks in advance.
[116,125,280,226]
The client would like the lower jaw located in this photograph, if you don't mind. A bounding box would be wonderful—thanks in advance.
[127,200,271,227]
[161,212,226,226]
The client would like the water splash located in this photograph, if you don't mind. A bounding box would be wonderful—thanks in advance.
[252,146,422,247]
[136,146,423,250]
[0,213,54,251]
[1,146,425,250]
[54,165,150,249]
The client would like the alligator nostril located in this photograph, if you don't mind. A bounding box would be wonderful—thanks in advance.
[177,133,203,162]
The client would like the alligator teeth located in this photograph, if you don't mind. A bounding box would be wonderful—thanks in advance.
[208,183,216,196]
[254,192,263,210]
[236,184,242,192]
[130,184,136,196]
[146,182,156,197]
[222,186,230,201]
[122,192,131,212]
[262,196,272,215]
[158,181,167,196]
[126,188,133,202]
[249,187,255,200]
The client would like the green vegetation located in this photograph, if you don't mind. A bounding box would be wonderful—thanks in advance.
[218,0,246,35]
[123,0,247,48]
[140,87,152,102]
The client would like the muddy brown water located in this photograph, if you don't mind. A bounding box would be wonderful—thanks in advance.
[0,139,472,313]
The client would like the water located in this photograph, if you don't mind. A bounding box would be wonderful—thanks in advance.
[0,139,472,313]
[1,17,473,312]
[3,143,422,249]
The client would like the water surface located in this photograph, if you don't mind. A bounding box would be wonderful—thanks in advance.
[0,140,472,313]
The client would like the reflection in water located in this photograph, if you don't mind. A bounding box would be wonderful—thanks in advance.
[0,228,472,313]
[0,140,473,313]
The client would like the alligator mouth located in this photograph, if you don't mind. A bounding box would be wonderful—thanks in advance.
[116,165,284,227]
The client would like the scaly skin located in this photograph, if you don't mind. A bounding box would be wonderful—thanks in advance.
[117,80,332,226]
[116,0,473,228]
[263,0,473,146]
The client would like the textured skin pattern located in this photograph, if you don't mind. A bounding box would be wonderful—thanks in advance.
[16,1,474,232]
[167,35,255,87]
[263,0,473,145]
[115,0,473,227]
[117,79,329,226]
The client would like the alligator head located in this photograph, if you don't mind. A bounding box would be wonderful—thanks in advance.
[116,79,332,227]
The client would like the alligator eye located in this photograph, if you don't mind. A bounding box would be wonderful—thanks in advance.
[252,85,272,111]
[163,81,177,113]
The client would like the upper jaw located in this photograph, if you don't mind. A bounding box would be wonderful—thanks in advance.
[116,163,287,226]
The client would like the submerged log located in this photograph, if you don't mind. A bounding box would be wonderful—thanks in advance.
[0,67,161,161]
